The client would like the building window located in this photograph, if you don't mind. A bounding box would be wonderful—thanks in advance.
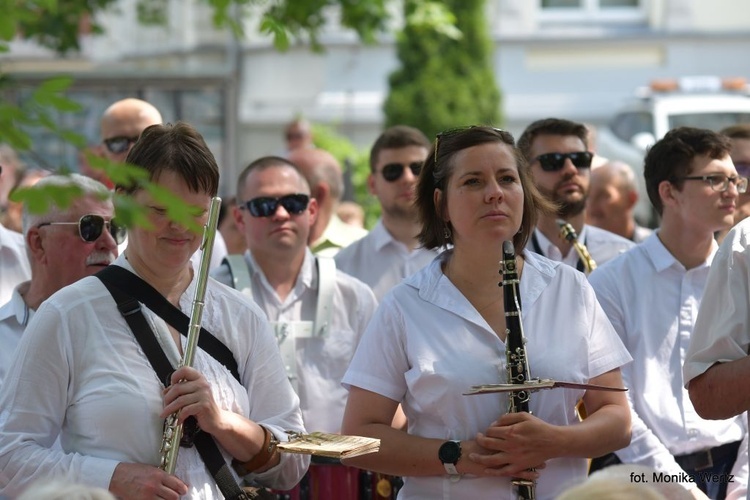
[540,0,645,23]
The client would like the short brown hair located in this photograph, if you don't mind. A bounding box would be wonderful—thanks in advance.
[120,122,219,196]
[417,126,554,251]
[644,126,732,215]
[517,118,589,163]
[235,155,309,202]
[369,125,431,172]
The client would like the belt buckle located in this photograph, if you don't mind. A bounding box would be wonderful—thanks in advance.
[695,450,714,471]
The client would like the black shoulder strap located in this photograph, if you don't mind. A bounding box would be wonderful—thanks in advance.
[97,266,241,383]
[96,268,249,500]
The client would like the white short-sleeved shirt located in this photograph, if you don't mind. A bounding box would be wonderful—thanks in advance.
[531,224,634,270]
[212,249,378,433]
[589,232,747,493]
[342,250,631,500]
[0,255,308,498]
[0,283,31,387]
[685,218,750,460]
[335,219,440,301]
[0,223,30,305]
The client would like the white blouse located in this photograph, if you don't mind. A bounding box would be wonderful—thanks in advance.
[343,250,631,500]
[0,255,308,498]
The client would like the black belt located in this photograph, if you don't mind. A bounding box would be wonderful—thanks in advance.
[675,440,742,472]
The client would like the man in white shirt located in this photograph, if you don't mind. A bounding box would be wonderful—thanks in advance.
[517,118,634,270]
[335,125,440,301]
[212,155,378,496]
[288,148,367,256]
[0,221,29,306]
[0,173,120,386]
[589,127,748,499]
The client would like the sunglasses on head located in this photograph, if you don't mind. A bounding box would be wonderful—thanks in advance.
[534,152,593,172]
[103,136,139,155]
[241,194,310,218]
[380,162,422,182]
[37,214,127,245]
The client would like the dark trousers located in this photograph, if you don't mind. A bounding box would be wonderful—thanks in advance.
[674,440,741,500]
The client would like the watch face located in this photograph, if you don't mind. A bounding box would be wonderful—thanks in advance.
[438,440,461,463]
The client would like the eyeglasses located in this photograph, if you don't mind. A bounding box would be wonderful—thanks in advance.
[681,174,748,194]
[103,136,139,155]
[37,214,127,245]
[380,162,422,182]
[241,194,310,218]
[534,152,593,172]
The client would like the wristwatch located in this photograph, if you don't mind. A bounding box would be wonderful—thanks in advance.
[438,440,462,475]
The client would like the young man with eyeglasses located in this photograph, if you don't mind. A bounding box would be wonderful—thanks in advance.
[0,173,120,386]
[211,156,377,498]
[518,118,634,271]
[588,127,749,499]
[335,125,440,301]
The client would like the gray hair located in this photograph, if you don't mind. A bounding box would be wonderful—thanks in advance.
[22,173,112,235]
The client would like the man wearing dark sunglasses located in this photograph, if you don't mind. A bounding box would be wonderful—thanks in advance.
[336,125,440,301]
[0,173,118,385]
[100,98,163,164]
[212,156,377,498]
[518,118,634,272]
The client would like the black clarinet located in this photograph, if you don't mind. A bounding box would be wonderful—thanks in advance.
[501,240,536,500]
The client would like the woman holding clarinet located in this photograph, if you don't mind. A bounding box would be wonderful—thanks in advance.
[342,126,631,499]
[0,123,307,499]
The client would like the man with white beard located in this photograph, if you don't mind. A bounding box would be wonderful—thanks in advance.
[0,174,122,385]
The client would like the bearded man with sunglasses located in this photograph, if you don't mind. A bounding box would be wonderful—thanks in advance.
[0,173,121,386]
[335,125,441,301]
[518,118,634,271]
[212,156,377,498]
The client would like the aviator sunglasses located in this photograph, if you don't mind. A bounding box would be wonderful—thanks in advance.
[534,151,593,172]
[36,214,127,245]
[103,136,140,155]
[241,194,310,217]
[380,162,422,182]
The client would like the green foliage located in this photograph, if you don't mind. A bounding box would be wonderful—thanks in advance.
[0,75,86,153]
[383,0,501,139]
[310,123,381,229]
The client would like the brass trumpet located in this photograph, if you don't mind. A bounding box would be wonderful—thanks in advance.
[159,196,222,474]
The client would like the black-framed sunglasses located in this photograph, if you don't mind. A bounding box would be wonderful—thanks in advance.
[103,136,139,155]
[241,194,310,218]
[534,151,593,172]
[36,214,127,245]
[380,162,422,182]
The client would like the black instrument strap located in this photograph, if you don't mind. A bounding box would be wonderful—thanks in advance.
[96,268,249,500]
[97,265,240,383]
[530,231,586,273]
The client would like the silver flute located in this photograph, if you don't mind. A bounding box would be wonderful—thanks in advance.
[159,196,222,474]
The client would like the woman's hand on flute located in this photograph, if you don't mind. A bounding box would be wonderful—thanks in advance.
[110,462,189,499]
[160,366,223,435]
